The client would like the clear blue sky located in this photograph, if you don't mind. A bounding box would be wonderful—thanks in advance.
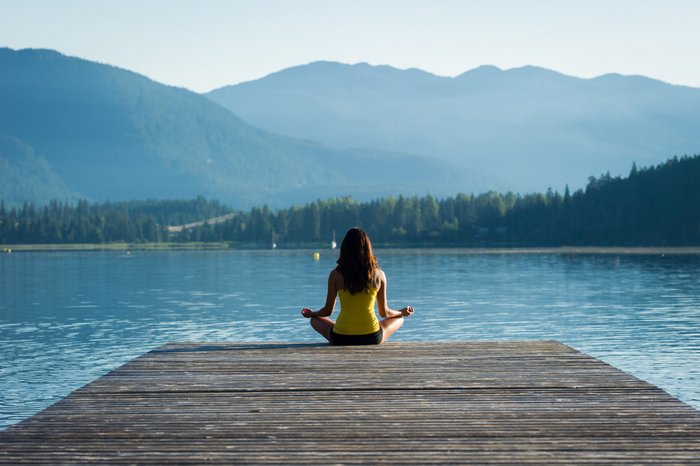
[1,0,699,92]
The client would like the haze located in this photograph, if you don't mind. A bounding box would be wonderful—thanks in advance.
[1,0,699,92]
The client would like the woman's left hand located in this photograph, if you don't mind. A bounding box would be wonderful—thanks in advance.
[401,306,414,317]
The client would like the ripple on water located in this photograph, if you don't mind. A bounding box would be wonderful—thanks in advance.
[1,250,699,429]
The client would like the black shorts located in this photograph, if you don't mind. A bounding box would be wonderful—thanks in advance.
[329,327,383,346]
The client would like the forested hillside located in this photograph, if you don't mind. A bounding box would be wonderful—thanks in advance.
[0,48,468,208]
[0,135,78,205]
[2,156,698,246]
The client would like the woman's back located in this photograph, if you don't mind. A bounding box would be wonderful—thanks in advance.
[334,286,380,335]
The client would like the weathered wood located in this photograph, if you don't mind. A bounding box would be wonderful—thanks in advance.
[1,341,699,464]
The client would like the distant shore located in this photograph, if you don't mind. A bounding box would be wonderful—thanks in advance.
[2,243,700,255]
[383,246,700,255]
[0,242,230,252]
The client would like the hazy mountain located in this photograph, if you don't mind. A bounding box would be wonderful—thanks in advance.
[0,48,475,208]
[208,61,700,191]
[0,135,79,206]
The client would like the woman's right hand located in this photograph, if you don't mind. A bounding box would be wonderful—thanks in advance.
[301,308,314,318]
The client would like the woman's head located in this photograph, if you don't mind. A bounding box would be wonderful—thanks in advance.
[336,227,378,294]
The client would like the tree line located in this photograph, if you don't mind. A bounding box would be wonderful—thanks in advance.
[1,155,698,246]
[0,197,231,244]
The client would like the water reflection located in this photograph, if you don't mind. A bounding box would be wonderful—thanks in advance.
[1,249,699,428]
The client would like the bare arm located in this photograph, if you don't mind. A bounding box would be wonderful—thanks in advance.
[376,269,414,319]
[301,270,339,318]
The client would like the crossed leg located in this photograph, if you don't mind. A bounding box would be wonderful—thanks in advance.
[309,316,334,343]
[309,315,404,344]
[379,316,404,343]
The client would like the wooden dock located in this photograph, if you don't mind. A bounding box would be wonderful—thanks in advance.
[1,341,699,464]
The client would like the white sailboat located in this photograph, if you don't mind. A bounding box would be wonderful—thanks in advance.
[330,230,337,249]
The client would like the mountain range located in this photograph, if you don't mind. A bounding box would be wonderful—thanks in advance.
[2,48,699,209]
[208,61,700,192]
[0,48,471,208]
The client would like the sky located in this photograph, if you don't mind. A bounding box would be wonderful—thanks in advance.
[1,0,699,93]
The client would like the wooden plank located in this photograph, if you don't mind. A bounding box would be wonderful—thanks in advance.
[1,341,699,464]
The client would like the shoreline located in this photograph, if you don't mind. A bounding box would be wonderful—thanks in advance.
[2,243,700,255]
[0,242,230,252]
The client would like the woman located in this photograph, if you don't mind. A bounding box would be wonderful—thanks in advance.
[301,227,414,345]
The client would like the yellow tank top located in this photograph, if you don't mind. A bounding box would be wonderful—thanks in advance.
[333,287,380,335]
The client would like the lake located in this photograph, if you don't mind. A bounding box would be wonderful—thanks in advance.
[1,248,699,428]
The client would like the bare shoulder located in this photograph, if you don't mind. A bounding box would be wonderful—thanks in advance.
[329,268,343,287]
[374,268,387,288]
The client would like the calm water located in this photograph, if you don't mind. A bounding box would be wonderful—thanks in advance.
[1,249,699,428]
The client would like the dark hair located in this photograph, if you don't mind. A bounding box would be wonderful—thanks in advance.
[336,227,378,294]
